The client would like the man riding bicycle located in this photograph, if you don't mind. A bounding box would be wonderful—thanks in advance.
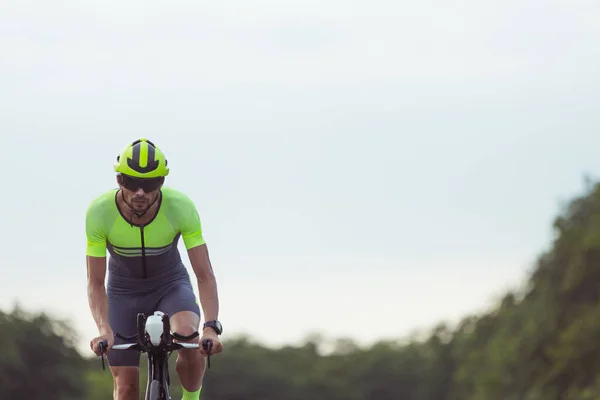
[86,138,223,400]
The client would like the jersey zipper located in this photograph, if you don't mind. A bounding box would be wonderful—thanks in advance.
[140,224,147,278]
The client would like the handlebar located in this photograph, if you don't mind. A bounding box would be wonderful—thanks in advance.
[202,338,214,369]
[98,337,214,370]
[97,311,215,370]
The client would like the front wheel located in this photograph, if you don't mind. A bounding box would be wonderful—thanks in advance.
[148,379,164,400]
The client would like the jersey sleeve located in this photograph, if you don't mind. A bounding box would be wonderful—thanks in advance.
[179,194,206,250]
[85,202,108,257]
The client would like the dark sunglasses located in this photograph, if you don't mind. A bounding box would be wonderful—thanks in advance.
[118,174,164,192]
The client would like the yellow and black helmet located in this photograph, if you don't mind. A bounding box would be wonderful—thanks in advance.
[114,138,169,178]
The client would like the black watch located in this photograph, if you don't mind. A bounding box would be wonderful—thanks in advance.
[203,320,223,335]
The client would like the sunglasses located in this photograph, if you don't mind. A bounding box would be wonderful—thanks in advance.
[119,174,164,192]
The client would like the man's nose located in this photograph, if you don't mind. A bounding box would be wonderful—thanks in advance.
[134,187,146,196]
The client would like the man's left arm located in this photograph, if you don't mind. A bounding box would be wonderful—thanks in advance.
[188,243,220,328]
[179,193,222,347]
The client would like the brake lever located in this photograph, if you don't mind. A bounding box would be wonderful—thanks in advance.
[98,340,108,370]
[202,339,213,369]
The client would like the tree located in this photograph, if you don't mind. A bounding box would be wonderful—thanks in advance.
[0,306,87,399]
[7,177,600,399]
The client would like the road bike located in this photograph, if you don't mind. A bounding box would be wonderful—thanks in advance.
[98,311,214,400]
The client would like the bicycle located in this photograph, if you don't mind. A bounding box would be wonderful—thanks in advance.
[98,310,214,400]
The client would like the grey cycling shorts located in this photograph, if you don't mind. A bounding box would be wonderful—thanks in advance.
[106,278,200,367]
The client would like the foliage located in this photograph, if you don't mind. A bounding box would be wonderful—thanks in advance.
[5,179,600,399]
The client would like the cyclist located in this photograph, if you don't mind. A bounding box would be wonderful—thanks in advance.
[86,138,223,400]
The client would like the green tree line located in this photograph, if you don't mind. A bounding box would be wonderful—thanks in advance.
[4,180,600,399]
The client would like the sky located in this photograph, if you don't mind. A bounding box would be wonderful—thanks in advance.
[1,0,600,355]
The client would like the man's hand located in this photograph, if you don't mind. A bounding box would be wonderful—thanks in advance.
[90,333,114,356]
[200,328,223,356]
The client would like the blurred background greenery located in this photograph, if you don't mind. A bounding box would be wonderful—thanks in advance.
[5,180,600,399]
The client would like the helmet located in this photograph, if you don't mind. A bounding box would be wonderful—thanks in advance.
[114,138,169,178]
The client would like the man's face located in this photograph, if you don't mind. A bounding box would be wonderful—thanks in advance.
[117,174,164,212]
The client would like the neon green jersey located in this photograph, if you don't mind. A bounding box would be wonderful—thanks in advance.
[85,186,205,293]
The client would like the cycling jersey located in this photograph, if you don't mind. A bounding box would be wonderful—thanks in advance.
[85,186,206,295]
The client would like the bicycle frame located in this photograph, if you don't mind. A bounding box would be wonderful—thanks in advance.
[99,311,213,400]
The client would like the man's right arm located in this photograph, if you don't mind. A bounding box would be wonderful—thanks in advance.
[87,255,112,336]
[85,198,111,336]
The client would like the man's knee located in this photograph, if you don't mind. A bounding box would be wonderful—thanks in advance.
[170,310,200,338]
[111,366,139,398]
[170,311,203,361]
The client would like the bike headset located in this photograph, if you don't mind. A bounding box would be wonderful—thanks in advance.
[113,138,169,220]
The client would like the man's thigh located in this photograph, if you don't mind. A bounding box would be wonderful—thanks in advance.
[156,279,201,329]
[156,281,202,362]
[107,293,149,367]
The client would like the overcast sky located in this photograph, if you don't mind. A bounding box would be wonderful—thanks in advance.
[1,0,599,355]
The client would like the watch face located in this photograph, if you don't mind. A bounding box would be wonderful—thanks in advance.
[206,320,223,333]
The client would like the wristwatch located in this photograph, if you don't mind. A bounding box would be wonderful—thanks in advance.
[203,320,223,335]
